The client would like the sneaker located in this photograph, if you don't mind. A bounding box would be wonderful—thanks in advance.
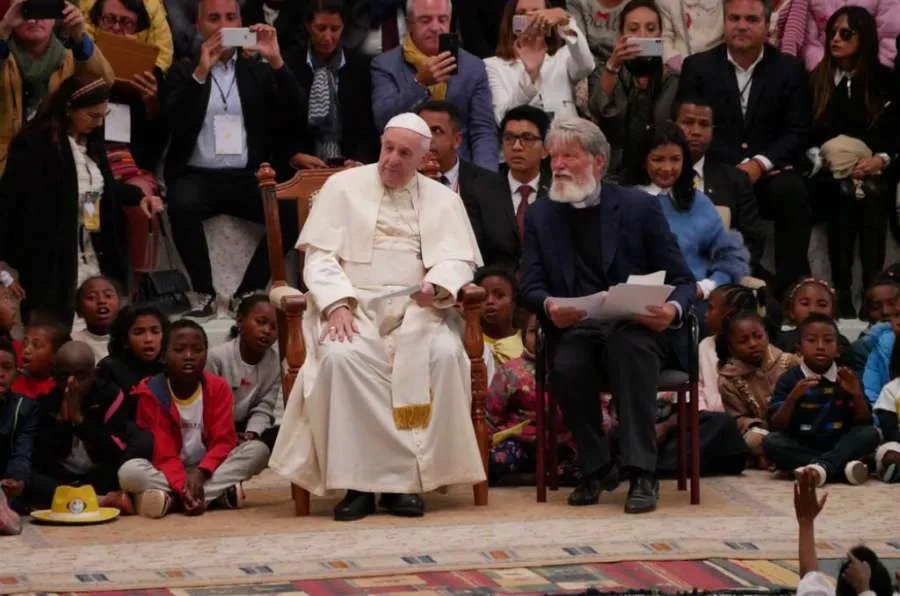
[213,485,243,510]
[183,294,216,322]
[844,460,869,485]
[134,489,172,519]
[0,490,22,536]
[795,464,827,487]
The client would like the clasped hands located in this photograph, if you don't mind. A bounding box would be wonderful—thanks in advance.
[320,282,440,343]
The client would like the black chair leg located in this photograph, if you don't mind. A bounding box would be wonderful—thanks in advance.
[677,388,688,491]
[690,382,701,505]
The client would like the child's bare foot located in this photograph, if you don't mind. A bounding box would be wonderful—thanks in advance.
[99,491,134,514]
[0,490,22,536]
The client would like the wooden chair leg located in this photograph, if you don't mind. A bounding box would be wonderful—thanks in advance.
[548,389,559,491]
[690,382,701,505]
[677,388,687,491]
[473,480,488,506]
[292,484,310,516]
[536,367,547,503]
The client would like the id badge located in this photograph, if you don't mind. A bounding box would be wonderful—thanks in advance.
[214,114,244,155]
[82,192,101,232]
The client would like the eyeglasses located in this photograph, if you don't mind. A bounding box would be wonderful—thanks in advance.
[832,27,856,42]
[99,13,137,32]
[502,133,542,147]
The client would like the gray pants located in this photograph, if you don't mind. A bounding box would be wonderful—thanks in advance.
[118,440,270,503]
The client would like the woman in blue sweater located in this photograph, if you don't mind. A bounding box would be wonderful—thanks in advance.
[628,122,749,322]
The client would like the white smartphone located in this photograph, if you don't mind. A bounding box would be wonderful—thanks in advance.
[629,37,664,57]
[512,14,529,35]
[221,27,257,48]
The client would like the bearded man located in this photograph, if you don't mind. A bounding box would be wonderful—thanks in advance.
[519,117,696,514]
[269,112,487,521]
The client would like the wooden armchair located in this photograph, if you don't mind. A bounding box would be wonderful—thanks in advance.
[256,163,490,516]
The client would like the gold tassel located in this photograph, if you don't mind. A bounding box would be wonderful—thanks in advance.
[393,404,432,430]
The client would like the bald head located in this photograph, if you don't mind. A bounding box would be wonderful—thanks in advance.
[55,341,96,375]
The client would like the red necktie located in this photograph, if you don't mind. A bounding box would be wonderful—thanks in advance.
[516,185,533,241]
[381,11,400,52]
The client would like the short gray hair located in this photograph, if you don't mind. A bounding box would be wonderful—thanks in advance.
[407,0,453,19]
[546,117,610,159]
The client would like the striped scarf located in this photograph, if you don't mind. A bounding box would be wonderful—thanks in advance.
[307,48,343,160]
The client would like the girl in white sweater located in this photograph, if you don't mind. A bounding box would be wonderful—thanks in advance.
[206,294,280,450]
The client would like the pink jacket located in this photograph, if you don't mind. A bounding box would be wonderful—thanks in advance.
[789,0,900,70]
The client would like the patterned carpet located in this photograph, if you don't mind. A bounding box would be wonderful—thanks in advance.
[2,470,897,594]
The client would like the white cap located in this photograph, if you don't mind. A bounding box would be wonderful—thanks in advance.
[384,112,432,140]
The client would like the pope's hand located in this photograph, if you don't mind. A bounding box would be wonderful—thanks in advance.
[321,305,358,343]
[411,282,436,308]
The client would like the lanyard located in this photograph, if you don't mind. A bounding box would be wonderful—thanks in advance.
[211,71,237,112]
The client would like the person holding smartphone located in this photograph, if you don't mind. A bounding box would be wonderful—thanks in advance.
[588,0,676,182]
[483,0,594,126]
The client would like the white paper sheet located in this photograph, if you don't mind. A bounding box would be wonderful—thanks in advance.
[104,103,131,144]
[550,270,674,320]
[627,270,666,285]
[554,292,608,319]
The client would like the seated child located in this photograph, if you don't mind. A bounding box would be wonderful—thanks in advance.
[774,278,852,366]
[863,295,900,405]
[119,320,270,519]
[97,304,168,419]
[12,314,69,398]
[850,276,898,378]
[487,314,576,485]
[0,338,38,534]
[27,341,148,511]
[206,295,279,450]
[476,266,524,368]
[871,352,900,483]
[70,276,121,362]
[717,311,799,458]
[764,314,879,486]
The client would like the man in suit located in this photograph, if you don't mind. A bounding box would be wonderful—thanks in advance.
[678,0,812,298]
[519,117,696,514]
[164,0,305,320]
[371,0,498,172]
[241,0,306,56]
[342,0,407,56]
[674,95,766,273]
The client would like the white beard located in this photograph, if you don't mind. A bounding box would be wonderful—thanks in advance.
[549,172,598,204]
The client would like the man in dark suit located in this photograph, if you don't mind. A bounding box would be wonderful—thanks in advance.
[678,0,812,297]
[164,0,305,320]
[520,117,696,514]
[371,0,498,171]
[674,95,766,272]
[241,0,306,55]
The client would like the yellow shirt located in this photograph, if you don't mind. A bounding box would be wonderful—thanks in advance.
[80,0,174,72]
[484,332,525,367]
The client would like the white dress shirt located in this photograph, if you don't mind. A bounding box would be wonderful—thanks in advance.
[727,48,773,172]
[441,160,460,192]
[509,171,541,213]
[693,156,706,190]
[189,54,248,169]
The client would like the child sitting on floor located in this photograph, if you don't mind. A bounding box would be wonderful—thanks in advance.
[487,314,577,485]
[717,311,799,460]
[850,276,899,378]
[870,342,900,483]
[12,314,69,399]
[775,278,852,366]
[207,294,280,450]
[70,276,121,362]
[764,314,878,486]
[28,341,147,512]
[0,339,38,534]
[97,304,169,419]
[864,294,900,406]
[119,320,270,519]
[476,266,524,369]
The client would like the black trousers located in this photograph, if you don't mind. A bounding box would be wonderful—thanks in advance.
[167,168,298,297]
[812,174,891,297]
[762,426,880,482]
[755,170,812,297]
[551,321,668,475]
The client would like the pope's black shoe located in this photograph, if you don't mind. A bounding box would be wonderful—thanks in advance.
[334,490,376,521]
[378,493,425,517]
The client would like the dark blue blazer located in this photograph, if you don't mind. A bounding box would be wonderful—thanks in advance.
[519,183,697,333]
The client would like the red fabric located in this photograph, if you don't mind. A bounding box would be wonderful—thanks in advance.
[11,375,56,399]
[132,371,237,496]
[515,186,533,242]
[11,339,22,368]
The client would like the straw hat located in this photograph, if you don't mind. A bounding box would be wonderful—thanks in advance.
[31,485,120,524]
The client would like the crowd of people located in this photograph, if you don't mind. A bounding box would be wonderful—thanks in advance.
[0,0,899,539]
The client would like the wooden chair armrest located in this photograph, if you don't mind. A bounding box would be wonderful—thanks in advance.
[269,285,307,312]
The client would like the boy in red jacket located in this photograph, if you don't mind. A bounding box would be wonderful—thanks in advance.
[118,320,269,518]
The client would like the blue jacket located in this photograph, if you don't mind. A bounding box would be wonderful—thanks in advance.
[863,324,895,405]
[519,183,697,343]
[371,46,499,172]
[0,392,39,483]
[655,189,750,287]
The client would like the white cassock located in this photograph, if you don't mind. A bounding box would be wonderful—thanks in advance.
[269,164,488,495]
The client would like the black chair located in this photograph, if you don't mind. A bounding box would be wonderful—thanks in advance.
[534,313,701,505]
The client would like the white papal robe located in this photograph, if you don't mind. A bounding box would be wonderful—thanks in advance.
[269,165,487,495]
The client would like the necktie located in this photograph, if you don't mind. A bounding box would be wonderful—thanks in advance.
[439,175,450,188]
[381,10,400,52]
[516,185,533,242]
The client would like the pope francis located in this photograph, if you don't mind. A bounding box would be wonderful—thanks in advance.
[269,113,488,521]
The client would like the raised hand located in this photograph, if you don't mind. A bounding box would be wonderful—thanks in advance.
[194,32,226,81]
[793,467,827,523]
[415,51,456,87]
[248,24,282,69]
[61,2,86,42]
[0,0,27,41]
[515,28,547,81]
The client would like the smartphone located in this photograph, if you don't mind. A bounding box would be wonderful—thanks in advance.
[438,33,459,75]
[512,14,529,35]
[629,37,664,57]
[23,0,65,20]
[220,27,257,48]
